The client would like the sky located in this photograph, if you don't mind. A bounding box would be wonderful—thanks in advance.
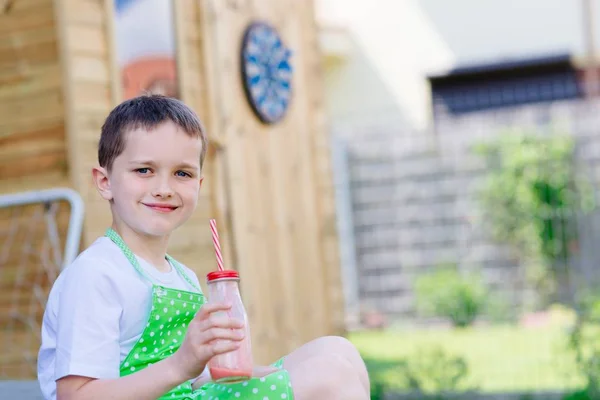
[113,0,176,67]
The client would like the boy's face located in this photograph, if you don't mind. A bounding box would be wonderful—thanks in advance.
[95,121,203,238]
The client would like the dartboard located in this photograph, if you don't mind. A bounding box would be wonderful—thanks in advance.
[241,22,293,124]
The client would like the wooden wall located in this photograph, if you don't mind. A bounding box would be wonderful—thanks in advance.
[0,0,68,192]
[194,0,345,363]
[0,0,343,377]
[0,0,70,378]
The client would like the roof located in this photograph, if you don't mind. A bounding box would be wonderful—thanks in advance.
[427,53,574,86]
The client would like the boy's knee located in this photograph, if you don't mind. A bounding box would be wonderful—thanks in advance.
[319,336,366,368]
[324,353,368,399]
[313,336,369,387]
[328,352,356,378]
[316,336,359,356]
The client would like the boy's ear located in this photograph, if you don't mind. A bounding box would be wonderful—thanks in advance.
[199,176,204,189]
[92,166,113,201]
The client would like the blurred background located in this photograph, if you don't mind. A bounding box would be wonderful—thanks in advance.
[5,0,600,399]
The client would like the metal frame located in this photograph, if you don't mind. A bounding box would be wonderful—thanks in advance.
[0,188,85,395]
[0,187,85,269]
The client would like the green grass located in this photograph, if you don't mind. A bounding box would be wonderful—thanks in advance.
[348,325,585,393]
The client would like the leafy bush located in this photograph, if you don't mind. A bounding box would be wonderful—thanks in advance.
[474,131,594,305]
[415,266,488,328]
[364,346,471,399]
[399,347,470,393]
[564,292,600,400]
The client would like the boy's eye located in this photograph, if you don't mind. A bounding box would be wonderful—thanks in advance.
[176,171,192,178]
[135,168,151,174]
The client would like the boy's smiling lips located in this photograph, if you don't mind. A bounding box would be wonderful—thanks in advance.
[142,202,179,213]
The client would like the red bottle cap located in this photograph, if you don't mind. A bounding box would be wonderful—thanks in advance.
[207,270,240,282]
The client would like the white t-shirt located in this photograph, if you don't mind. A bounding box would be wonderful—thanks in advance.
[37,236,203,400]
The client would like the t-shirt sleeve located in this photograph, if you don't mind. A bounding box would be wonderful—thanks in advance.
[54,258,123,381]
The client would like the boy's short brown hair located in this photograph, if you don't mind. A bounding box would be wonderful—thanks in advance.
[98,94,208,171]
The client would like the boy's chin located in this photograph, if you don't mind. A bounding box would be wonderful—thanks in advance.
[140,225,178,238]
[129,221,179,238]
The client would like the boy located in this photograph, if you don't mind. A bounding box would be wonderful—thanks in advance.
[37,94,369,400]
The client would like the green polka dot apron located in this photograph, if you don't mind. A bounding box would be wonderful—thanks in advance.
[105,228,294,400]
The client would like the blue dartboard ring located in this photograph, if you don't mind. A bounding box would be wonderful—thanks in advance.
[240,22,293,125]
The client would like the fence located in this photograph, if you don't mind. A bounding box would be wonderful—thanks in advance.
[338,97,600,323]
[334,93,600,397]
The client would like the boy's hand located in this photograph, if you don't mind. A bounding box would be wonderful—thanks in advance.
[172,302,245,381]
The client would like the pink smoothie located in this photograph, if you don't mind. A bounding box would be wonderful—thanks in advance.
[210,366,252,383]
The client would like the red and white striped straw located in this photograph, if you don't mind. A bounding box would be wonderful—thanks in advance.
[209,219,225,271]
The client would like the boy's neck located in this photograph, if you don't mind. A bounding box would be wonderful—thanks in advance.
[111,222,171,273]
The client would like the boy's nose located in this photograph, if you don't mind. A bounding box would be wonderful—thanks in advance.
[152,178,174,198]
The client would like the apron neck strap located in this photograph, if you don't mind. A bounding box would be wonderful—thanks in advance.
[166,254,202,293]
[104,228,201,293]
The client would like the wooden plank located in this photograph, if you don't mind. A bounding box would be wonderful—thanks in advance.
[220,133,263,359]
[0,140,64,165]
[270,105,307,352]
[203,151,236,273]
[0,62,55,85]
[182,0,200,23]
[0,114,63,135]
[197,0,227,145]
[0,38,58,68]
[72,82,112,113]
[236,125,276,362]
[62,0,104,26]
[0,172,69,194]
[174,0,191,105]
[0,89,62,121]
[281,2,332,340]
[265,118,302,352]
[0,110,64,137]
[0,26,55,49]
[73,111,108,134]
[0,149,66,180]
[184,40,205,70]
[55,0,112,250]
[54,0,83,198]
[0,121,63,151]
[103,0,121,105]
[255,124,284,363]
[65,25,107,56]
[301,0,345,335]
[71,55,109,83]
[0,3,55,35]
[0,66,61,99]
[3,0,52,12]
[286,123,326,341]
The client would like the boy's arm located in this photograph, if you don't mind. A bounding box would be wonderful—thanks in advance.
[53,261,189,399]
[57,302,244,400]
[190,365,211,390]
[57,356,185,400]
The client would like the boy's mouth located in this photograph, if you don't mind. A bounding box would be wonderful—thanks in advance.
[143,203,179,213]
